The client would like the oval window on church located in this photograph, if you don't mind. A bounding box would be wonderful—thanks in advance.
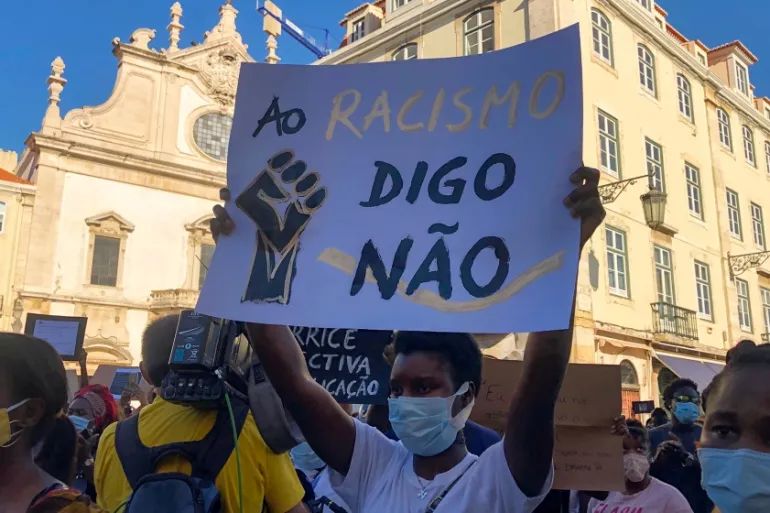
[193,112,233,161]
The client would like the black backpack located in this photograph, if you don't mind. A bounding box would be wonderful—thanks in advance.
[114,401,249,513]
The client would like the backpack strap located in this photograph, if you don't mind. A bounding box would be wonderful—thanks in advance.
[115,398,250,488]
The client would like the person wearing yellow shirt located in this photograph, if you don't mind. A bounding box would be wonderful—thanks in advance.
[94,315,306,513]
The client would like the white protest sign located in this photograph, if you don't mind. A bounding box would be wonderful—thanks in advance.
[198,25,583,333]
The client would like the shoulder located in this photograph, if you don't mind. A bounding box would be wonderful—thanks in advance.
[651,477,691,503]
[465,420,501,441]
[649,424,671,440]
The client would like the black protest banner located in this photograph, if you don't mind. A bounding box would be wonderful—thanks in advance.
[291,327,392,404]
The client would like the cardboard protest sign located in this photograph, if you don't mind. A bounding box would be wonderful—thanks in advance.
[471,358,624,491]
[25,314,87,361]
[291,327,392,404]
[91,365,152,399]
[198,25,583,333]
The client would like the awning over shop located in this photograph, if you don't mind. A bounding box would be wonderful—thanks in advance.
[656,353,725,392]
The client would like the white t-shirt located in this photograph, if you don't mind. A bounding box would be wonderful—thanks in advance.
[313,467,352,513]
[328,420,552,513]
[588,477,693,513]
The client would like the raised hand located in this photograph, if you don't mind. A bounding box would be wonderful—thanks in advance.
[564,167,605,248]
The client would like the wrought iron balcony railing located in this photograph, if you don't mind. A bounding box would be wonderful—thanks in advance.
[651,302,699,340]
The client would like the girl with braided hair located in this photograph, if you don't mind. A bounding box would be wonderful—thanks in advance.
[699,341,770,513]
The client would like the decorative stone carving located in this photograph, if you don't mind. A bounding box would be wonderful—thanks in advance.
[43,57,67,126]
[168,2,184,52]
[129,28,156,50]
[200,48,241,106]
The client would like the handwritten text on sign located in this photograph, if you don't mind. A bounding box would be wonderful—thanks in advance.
[291,327,392,404]
[198,25,583,333]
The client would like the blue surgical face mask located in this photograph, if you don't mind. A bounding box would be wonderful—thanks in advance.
[673,402,700,424]
[290,441,326,472]
[388,382,474,457]
[699,447,770,513]
[68,415,91,434]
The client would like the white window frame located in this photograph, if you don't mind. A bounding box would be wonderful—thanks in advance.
[736,278,753,332]
[606,226,629,297]
[598,110,620,176]
[0,201,5,234]
[350,18,365,42]
[392,0,414,10]
[654,246,675,305]
[694,260,713,320]
[727,189,743,240]
[766,141,770,174]
[751,202,766,249]
[463,8,494,56]
[736,61,749,96]
[761,287,770,336]
[591,9,613,65]
[743,126,756,166]
[717,108,732,150]
[392,43,417,61]
[638,44,656,96]
[685,163,703,219]
[636,0,652,10]
[765,108,770,121]
[676,74,693,121]
[697,53,706,66]
[645,138,664,192]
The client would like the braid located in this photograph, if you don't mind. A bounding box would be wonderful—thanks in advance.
[703,342,770,412]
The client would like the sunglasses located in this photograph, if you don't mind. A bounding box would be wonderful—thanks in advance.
[673,395,700,404]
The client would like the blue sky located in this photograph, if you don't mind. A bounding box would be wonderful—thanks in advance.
[0,0,768,157]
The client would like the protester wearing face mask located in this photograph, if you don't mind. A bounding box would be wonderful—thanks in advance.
[587,426,693,513]
[0,333,105,513]
[699,342,770,513]
[68,384,120,437]
[210,166,606,513]
[649,379,702,455]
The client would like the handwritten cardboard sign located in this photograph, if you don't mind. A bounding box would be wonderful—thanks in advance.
[471,358,624,491]
[291,327,392,404]
[198,25,583,333]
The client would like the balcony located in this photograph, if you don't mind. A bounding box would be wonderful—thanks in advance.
[651,302,699,340]
[149,289,199,316]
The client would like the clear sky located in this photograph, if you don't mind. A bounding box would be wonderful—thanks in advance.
[0,0,768,157]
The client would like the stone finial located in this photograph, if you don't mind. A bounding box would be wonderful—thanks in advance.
[204,1,241,44]
[266,34,281,64]
[129,28,156,50]
[263,1,282,64]
[43,56,67,127]
[167,2,184,52]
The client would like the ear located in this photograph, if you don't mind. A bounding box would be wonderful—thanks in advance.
[17,398,46,429]
[139,361,153,387]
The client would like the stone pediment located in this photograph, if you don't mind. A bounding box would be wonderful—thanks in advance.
[85,211,135,233]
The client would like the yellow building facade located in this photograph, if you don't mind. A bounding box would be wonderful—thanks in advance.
[320,0,770,415]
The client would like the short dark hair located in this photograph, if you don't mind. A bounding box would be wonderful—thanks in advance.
[393,331,482,396]
[0,333,68,445]
[703,343,770,412]
[663,378,698,410]
[628,425,650,453]
[141,314,180,386]
[625,418,644,429]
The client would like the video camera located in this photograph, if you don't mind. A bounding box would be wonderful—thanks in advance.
[160,310,304,453]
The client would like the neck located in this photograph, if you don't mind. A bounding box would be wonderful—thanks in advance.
[625,475,651,495]
[0,448,51,506]
[413,440,468,480]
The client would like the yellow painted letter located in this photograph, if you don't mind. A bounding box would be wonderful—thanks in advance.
[397,90,425,132]
[529,71,565,120]
[363,90,392,133]
[326,89,363,140]
[428,88,446,132]
[446,87,473,133]
[479,82,520,129]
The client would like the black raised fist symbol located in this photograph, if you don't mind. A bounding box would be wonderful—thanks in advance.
[237,150,327,304]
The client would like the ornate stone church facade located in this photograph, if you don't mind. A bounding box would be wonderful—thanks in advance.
[5,3,251,365]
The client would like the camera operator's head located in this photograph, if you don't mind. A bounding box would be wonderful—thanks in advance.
[140,314,179,387]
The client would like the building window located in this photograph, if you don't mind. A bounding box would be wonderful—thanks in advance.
[736,62,749,96]
[761,287,770,336]
[192,113,233,162]
[591,9,613,65]
[351,18,365,42]
[90,235,120,287]
[717,108,732,150]
[726,189,743,240]
[751,202,766,249]
[85,212,133,289]
[645,138,664,192]
[685,163,703,219]
[676,74,693,121]
[463,8,494,56]
[606,226,629,297]
[392,0,414,10]
[694,260,713,320]
[0,201,5,234]
[697,53,706,66]
[636,0,652,10]
[765,108,770,121]
[743,126,756,166]
[736,278,753,332]
[198,243,215,290]
[638,44,656,95]
[598,110,620,176]
[654,246,675,305]
[392,43,417,61]
[766,141,770,174]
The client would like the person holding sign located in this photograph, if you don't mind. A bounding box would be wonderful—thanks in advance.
[210,166,605,513]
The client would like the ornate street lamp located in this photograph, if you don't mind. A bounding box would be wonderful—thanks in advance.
[640,189,667,229]
[598,174,650,204]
